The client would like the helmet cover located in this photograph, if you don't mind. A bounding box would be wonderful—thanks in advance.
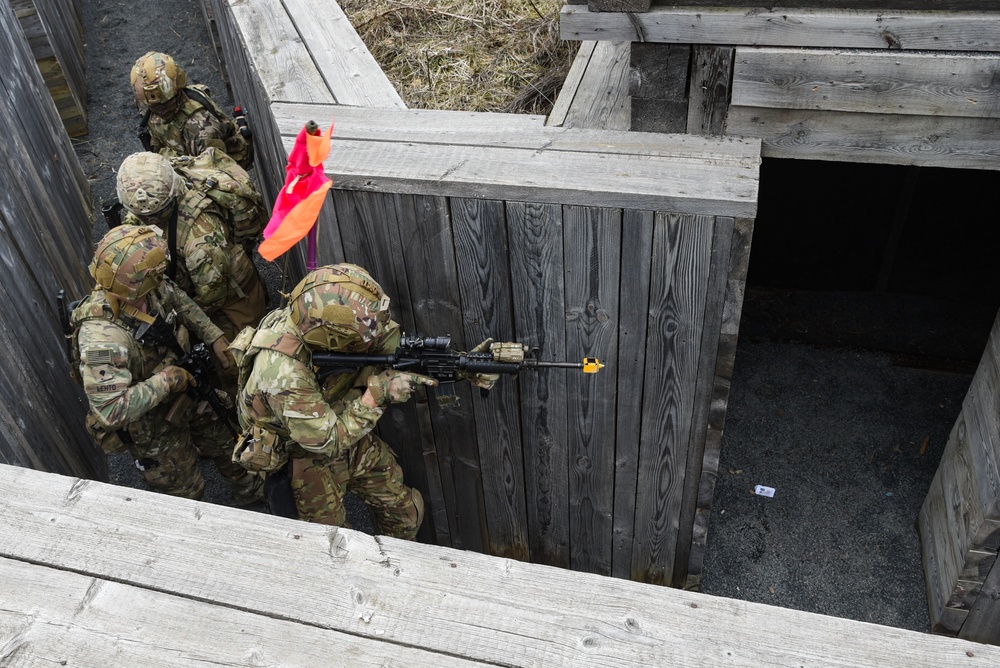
[289,264,392,351]
[89,225,169,301]
[131,51,187,109]
[116,152,184,216]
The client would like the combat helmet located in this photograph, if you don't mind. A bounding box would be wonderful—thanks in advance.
[131,51,187,111]
[289,264,392,351]
[89,225,169,302]
[116,152,184,217]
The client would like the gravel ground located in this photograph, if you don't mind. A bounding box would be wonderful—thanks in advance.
[73,0,984,634]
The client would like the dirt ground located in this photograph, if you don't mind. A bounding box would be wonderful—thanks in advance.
[72,0,978,636]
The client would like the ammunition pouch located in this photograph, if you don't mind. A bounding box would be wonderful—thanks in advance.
[232,425,287,472]
[85,411,128,454]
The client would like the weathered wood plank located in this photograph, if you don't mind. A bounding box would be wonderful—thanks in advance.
[560,5,1000,51]
[3,464,999,667]
[685,216,754,590]
[553,41,631,130]
[547,40,595,127]
[288,136,759,217]
[588,0,651,12]
[222,0,334,104]
[0,557,486,667]
[960,550,1000,644]
[611,209,654,579]
[564,205,621,575]
[280,0,405,108]
[725,106,1000,170]
[451,198,529,560]
[733,48,1000,119]
[395,193,487,551]
[629,43,690,133]
[631,213,714,584]
[673,215,734,588]
[507,201,570,568]
[687,46,735,136]
[274,101,756,162]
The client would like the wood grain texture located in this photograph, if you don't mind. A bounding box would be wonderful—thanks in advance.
[631,213,714,584]
[557,41,631,130]
[507,201,571,567]
[560,5,1000,51]
[687,46,735,136]
[611,209,655,579]
[733,48,1000,119]
[280,0,405,108]
[563,205,622,575]
[0,0,98,479]
[3,463,999,667]
[725,106,1000,170]
[452,197,529,560]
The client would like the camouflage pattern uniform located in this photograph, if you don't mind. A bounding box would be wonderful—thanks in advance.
[117,152,266,343]
[132,51,253,170]
[73,225,262,503]
[231,265,430,539]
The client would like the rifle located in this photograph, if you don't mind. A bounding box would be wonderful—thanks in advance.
[102,200,124,228]
[56,290,80,381]
[135,312,239,438]
[312,333,603,398]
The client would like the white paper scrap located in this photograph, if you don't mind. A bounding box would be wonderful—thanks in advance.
[755,485,775,498]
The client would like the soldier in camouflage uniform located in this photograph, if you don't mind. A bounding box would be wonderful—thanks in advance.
[116,151,266,344]
[229,264,439,539]
[131,51,253,170]
[72,225,262,503]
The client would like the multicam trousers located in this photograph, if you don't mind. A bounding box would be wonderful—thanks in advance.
[123,396,263,504]
[289,432,423,540]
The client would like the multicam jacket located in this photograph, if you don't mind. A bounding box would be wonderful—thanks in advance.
[124,187,258,318]
[233,307,401,460]
[73,280,224,431]
[146,86,252,170]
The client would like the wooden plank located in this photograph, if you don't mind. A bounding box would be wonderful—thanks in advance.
[507,201,570,568]
[725,106,1000,170]
[673,215,734,588]
[563,205,622,575]
[547,40,596,127]
[560,5,1000,52]
[611,209,654,579]
[558,41,631,130]
[286,136,759,218]
[394,193,487,551]
[961,550,1000,644]
[274,102,756,162]
[280,0,405,108]
[0,557,487,667]
[631,213,714,584]
[222,0,334,104]
[687,45,735,136]
[733,48,1000,119]
[588,0,651,11]
[3,464,1000,667]
[452,197,529,560]
[629,43,690,133]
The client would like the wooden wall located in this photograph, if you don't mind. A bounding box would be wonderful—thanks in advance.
[562,2,1000,169]
[206,0,761,586]
[0,1,100,477]
[8,0,87,137]
[918,309,1000,644]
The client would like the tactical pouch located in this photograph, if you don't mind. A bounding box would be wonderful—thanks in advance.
[85,411,127,454]
[232,425,286,472]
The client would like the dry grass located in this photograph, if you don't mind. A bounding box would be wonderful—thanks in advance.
[339,0,578,115]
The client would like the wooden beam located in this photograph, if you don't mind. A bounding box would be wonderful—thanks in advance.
[3,464,999,666]
[732,48,1000,120]
[560,5,1000,52]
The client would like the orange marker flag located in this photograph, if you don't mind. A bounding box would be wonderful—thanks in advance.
[258,120,334,262]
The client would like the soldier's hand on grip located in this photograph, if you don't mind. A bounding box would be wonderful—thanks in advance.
[160,365,196,393]
[212,335,233,370]
[367,369,437,405]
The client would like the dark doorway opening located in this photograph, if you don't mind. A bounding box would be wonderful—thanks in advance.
[701,158,997,631]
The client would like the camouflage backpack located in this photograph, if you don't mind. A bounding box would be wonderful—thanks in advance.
[168,147,267,246]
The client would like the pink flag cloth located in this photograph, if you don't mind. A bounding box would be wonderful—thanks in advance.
[258,121,333,262]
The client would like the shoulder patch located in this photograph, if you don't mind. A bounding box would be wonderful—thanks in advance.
[86,349,114,366]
